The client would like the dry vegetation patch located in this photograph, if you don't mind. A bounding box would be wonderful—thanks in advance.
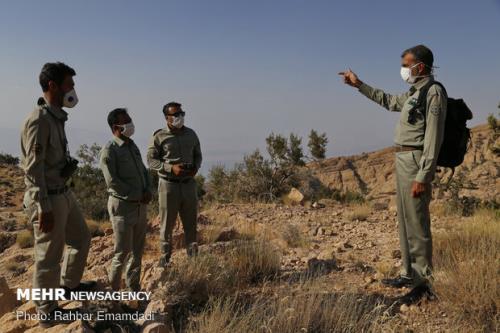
[346,204,371,221]
[187,285,393,333]
[16,229,33,248]
[433,208,499,331]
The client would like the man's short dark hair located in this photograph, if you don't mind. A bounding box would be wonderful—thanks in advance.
[401,45,434,69]
[107,108,128,129]
[39,62,76,92]
[162,102,182,115]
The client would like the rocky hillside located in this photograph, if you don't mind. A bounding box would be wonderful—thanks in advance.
[312,124,499,204]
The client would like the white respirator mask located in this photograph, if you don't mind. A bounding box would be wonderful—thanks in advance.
[172,115,185,129]
[119,122,135,137]
[400,62,431,84]
[63,89,79,108]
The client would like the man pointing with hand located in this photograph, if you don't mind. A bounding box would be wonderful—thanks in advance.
[339,45,447,305]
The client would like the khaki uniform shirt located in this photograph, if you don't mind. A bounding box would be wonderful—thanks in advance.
[147,126,202,180]
[358,76,447,183]
[99,136,152,201]
[20,98,69,213]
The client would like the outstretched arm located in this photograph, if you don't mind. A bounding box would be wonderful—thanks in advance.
[339,69,410,112]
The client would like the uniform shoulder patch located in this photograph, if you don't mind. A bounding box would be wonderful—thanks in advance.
[430,105,441,116]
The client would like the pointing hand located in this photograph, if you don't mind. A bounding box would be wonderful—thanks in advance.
[338,69,363,88]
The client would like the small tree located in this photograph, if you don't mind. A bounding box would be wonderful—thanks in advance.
[73,143,108,220]
[287,133,305,166]
[308,130,328,160]
[76,143,102,167]
[266,133,288,165]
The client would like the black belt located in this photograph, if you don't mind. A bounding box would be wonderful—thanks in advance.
[395,145,423,152]
[47,186,69,195]
[111,195,141,203]
[160,176,192,184]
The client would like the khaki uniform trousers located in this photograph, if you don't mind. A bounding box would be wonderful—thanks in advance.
[107,196,147,291]
[26,190,90,314]
[395,150,433,287]
[158,178,198,263]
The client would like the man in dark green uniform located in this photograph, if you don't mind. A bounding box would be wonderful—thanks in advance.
[100,108,152,291]
[340,45,447,304]
[147,102,202,266]
[20,62,95,327]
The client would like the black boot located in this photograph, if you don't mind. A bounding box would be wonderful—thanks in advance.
[62,280,97,299]
[397,284,434,305]
[381,276,413,288]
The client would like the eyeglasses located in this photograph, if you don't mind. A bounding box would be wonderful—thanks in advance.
[168,111,185,118]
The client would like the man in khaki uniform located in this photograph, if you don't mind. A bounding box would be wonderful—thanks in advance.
[147,102,202,266]
[100,108,152,291]
[20,62,94,327]
[340,45,447,304]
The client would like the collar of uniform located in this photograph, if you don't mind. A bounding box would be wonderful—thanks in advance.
[412,75,434,91]
[166,125,185,135]
[113,135,126,147]
[41,97,68,121]
[113,135,135,147]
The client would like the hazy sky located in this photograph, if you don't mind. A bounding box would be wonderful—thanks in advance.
[1,0,499,172]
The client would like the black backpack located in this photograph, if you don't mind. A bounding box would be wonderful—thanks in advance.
[417,81,473,169]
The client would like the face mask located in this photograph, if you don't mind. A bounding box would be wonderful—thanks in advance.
[172,115,185,129]
[63,89,79,108]
[119,122,135,137]
[400,63,429,84]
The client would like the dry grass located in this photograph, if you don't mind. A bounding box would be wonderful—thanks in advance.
[162,239,282,308]
[281,224,308,248]
[375,261,397,279]
[187,286,391,333]
[202,225,227,244]
[433,208,499,331]
[163,253,236,307]
[86,220,104,237]
[346,204,371,221]
[16,229,34,248]
[227,239,281,284]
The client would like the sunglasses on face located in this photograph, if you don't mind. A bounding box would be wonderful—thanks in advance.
[167,111,186,118]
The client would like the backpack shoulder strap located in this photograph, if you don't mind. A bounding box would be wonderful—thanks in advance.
[417,80,447,116]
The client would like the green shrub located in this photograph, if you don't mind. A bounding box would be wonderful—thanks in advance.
[72,164,109,221]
